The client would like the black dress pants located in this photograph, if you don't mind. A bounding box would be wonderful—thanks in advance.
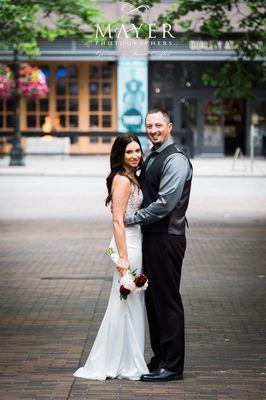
[142,233,186,374]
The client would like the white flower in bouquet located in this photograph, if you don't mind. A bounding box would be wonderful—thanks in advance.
[120,271,136,292]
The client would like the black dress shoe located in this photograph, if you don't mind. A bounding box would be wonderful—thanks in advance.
[141,368,183,382]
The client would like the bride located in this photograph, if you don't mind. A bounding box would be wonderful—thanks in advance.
[73,134,149,380]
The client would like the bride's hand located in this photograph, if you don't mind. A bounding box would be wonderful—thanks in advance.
[116,257,130,276]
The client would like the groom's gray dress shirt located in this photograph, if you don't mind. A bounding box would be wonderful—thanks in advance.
[125,137,192,226]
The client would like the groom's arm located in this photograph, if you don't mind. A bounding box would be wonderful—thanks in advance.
[125,153,192,226]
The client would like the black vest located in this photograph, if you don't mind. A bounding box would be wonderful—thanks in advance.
[140,143,192,236]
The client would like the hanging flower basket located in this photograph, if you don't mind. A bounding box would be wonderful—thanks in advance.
[0,64,15,99]
[0,63,48,100]
[17,63,48,99]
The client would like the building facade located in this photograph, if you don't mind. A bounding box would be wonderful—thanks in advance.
[0,2,265,157]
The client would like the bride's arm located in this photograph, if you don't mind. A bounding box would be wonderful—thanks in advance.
[111,174,131,275]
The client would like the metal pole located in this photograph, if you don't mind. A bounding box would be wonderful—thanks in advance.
[250,124,254,174]
[9,48,25,166]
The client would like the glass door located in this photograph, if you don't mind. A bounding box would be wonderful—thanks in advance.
[176,95,199,157]
[200,97,246,155]
[180,97,197,157]
[250,98,265,156]
[201,98,224,155]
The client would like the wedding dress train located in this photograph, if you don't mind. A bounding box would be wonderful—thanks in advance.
[73,184,149,380]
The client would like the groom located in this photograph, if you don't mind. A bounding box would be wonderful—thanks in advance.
[125,108,193,382]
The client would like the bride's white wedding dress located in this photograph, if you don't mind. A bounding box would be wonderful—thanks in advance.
[73,184,149,380]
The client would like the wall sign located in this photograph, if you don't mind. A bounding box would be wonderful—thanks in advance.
[118,58,148,133]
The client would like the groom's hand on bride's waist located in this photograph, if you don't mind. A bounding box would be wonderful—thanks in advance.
[125,212,136,226]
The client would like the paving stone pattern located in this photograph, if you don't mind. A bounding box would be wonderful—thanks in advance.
[0,218,265,400]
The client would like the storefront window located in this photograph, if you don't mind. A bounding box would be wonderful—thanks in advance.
[179,63,198,89]
[89,82,98,95]
[55,65,79,129]
[252,100,266,156]
[103,115,111,128]
[103,99,111,111]
[203,99,224,153]
[88,63,115,130]
[0,99,14,129]
[90,115,99,128]
[223,99,245,155]
[181,98,198,149]
[151,61,224,92]
[1,62,117,136]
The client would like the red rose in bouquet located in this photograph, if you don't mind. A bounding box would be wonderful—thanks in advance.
[120,285,131,300]
[135,274,148,288]
[105,248,149,301]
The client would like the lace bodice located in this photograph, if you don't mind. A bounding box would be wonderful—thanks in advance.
[126,184,143,214]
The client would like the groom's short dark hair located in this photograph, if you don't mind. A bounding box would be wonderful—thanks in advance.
[145,108,171,124]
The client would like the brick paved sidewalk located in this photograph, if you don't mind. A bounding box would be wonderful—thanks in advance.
[0,217,265,400]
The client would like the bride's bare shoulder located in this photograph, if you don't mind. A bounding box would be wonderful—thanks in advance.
[112,174,131,190]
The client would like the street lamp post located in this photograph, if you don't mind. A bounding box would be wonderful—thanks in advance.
[9,49,25,166]
[250,113,259,174]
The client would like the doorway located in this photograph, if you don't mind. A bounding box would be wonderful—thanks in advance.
[178,94,246,156]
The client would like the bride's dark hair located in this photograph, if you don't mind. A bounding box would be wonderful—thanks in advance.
[105,134,143,206]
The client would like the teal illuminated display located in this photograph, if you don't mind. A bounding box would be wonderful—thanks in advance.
[118,58,148,133]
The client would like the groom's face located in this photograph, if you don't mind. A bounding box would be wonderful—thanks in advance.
[145,112,172,147]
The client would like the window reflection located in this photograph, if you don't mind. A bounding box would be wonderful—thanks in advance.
[90,99,98,111]
[27,100,36,112]
[56,80,66,95]
[6,100,14,110]
[55,65,79,129]
[103,82,111,95]
[57,99,66,111]
[203,100,223,148]
[88,64,114,130]
[40,115,46,127]
[181,98,198,150]
[68,65,78,78]
[6,115,13,128]
[90,115,99,128]
[69,115,78,127]
[40,99,49,112]
[69,81,78,95]
[69,99,78,112]
[56,66,68,80]
[102,99,111,111]
[103,65,111,79]
[90,65,100,79]
[103,115,111,128]
[89,82,99,95]
[27,115,36,128]
[252,100,266,156]
[60,115,66,128]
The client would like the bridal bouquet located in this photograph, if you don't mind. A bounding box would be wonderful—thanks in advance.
[105,247,148,300]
